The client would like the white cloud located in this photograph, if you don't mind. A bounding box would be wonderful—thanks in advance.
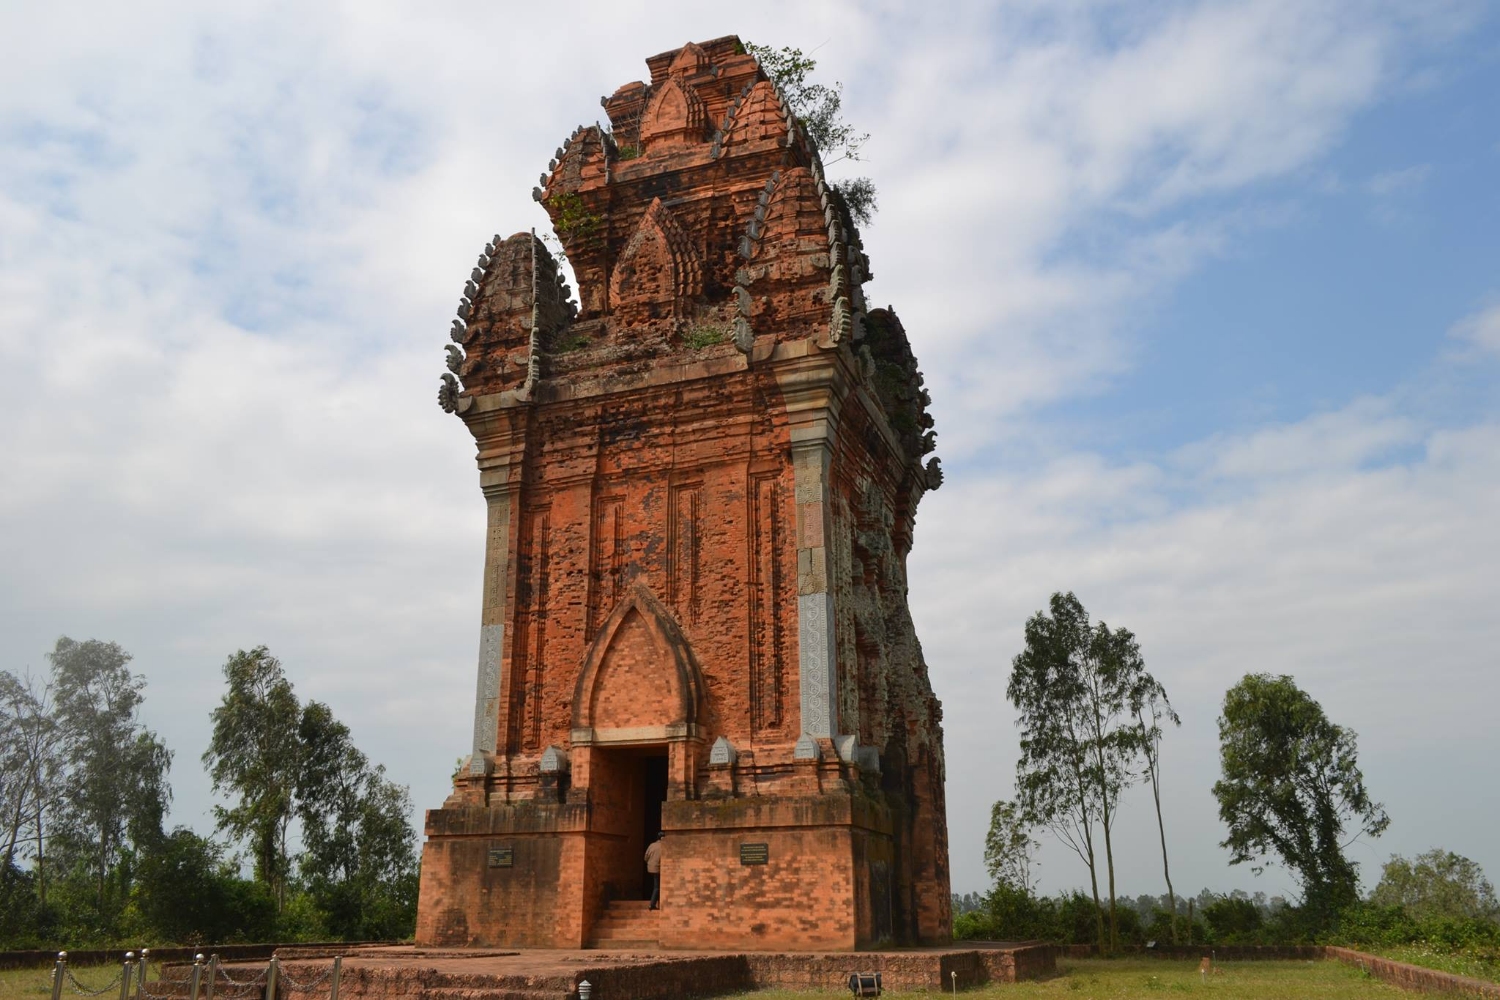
[1450,302,1500,355]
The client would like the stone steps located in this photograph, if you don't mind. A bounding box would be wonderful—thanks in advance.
[589,898,660,948]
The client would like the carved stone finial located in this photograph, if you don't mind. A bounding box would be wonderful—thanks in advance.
[925,457,944,490]
[732,315,754,353]
[444,344,464,374]
[437,372,460,413]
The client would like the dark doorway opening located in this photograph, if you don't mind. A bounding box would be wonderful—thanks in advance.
[641,751,668,899]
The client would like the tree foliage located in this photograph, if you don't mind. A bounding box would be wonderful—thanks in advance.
[48,638,172,919]
[1008,592,1160,952]
[1371,849,1498,924]
[203,646,302,909]
[131,827,276,944]
[295,702,419,939]
[204,646,418,934]
[1212,673,1388,923]
[745,42,878,226]
[3,638,419,948]
[0,669,61,893]
[1131,669,1181,941]
[984,799,1038,894]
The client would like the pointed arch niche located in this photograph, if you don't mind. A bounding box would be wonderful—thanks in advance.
[570,583,705,742]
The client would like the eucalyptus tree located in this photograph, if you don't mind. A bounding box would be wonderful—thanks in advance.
[47,638,172,919]
[0,669,60,894]
[1008,592,1152,951]
[984,798,1039,893]
[1130,670,1181,940]
[203,646,302,910]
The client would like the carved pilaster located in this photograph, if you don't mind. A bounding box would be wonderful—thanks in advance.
[775,357,849,739]
[463,402,530,775]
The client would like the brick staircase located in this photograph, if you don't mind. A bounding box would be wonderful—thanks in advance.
[590,899,661,948]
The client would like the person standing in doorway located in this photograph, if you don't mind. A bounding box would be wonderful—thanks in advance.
[645,831,664,909]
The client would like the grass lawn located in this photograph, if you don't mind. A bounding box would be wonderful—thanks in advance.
[1371,946,1500,985]
[0,962,167,1000]
[742,958,1412,998]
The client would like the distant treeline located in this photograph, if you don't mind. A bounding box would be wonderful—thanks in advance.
[0,639,418,949]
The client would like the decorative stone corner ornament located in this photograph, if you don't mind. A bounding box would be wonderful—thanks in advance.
[709,735,737,766]
[539,745,570,773]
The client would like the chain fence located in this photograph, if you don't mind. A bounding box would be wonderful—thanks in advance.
[46,951,346,1000]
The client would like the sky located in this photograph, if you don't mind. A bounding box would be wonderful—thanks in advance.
[1,0,1497,905]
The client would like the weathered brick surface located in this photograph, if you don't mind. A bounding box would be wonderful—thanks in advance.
[421,35,948,950]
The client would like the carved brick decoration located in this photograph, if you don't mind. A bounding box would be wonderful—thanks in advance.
[417,35,949,952]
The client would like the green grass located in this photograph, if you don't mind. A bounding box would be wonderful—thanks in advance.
[0,962,168,1000]
[1371,945,1500,984]
[732,959,1410,998]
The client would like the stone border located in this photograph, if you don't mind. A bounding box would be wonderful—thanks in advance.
[1326,946,1500,998]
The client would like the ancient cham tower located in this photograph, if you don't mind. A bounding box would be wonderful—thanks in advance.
[417,36,949,951]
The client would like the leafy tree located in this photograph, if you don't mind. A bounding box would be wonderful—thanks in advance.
[203,646,302,909]
[47,638,172,920]
[1130,671,1181,941]
[1212,673,1388,925]
[205,646,420,936]
[984,798,1038,893]
[0,669,62,902]
[745,42,878,226]
[1008,592,1139,952]
[296,702,420,938]
[1370,849,1499,923]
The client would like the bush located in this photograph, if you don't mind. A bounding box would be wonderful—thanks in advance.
[1203,894,1263,942]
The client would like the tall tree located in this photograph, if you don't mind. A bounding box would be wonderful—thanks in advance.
[1009,593,1103,946]
[745,42,878,226]
[296,700,369,887]
[47,638,172,917]
[1212,673,1388,925]
[296,700,418,938]
[203,646,302,909]
[0,670,62,898]
[1130,671,1181,941]
[1009,593,1138,951]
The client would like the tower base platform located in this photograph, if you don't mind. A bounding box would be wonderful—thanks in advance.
[230,942,1057,999]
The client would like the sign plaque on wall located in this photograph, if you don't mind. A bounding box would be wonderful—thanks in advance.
[739,842,769,866]
[487,846,514,868]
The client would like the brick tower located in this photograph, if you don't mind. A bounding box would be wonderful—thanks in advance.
[417,36,950,951]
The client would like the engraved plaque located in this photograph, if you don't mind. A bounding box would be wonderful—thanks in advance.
[739,842,769,866]
[487,846,514,868]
